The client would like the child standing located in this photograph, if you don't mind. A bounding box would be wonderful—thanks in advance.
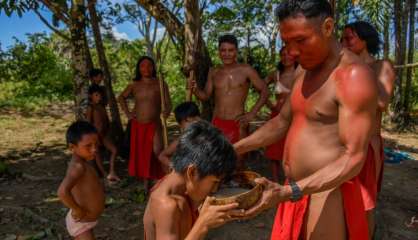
[58,121,105,239]
[86,85,120,182]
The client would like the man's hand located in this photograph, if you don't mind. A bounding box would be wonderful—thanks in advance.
[236,112,256,126]
[242,177,290,219]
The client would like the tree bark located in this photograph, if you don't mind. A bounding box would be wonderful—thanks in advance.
[136,0,184,47]
[69,0,91,120]
[184,0,212,119]
[87,0,123,139]
[383,17,390,59]
[402,0,416,121]
[391,0,405,125]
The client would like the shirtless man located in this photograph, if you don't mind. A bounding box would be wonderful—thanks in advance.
[264,46,298,182]
[342,20,395,236]
[191,34,268,167]
[234,1,378,239]
[118,56,172,191]
[58,121,105,239]
[144,121,241,239]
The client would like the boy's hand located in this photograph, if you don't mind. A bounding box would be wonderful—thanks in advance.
[71,208,86,222]
[196,197,243,230]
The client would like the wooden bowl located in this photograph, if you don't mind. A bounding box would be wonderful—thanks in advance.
[212,171,263,210]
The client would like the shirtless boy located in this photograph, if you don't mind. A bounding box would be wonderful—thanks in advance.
[158,101,201,171]
[144,121,240,239]
[192,34,268,168]
[118,56,172,191]
[58,121,105,239]
[86,85,119,182]
[342,20,395,236]
[234,1,378,239]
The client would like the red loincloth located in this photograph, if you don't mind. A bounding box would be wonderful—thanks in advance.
[271,177,369,240]
[129,120,163,180]
[265,111,286,161]
[377,135,384,193]
[212,117,240,144]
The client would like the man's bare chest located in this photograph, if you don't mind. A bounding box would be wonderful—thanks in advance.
[290,79,338,123]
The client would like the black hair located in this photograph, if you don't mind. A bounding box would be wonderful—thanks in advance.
[66,121,97,146]
[275,0,333,22]
[88,84,102,96]
[133,56,157,81]
[174,101,200,124]
[218,34,238,49]
[277,47,299,72]
[171,121,236,178]
[89,68,103,79]
[344,21,381,56]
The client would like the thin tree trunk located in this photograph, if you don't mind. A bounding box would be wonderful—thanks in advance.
[87,0,123,139]
[69,0,91,120]
[383,17,390,59]
[402,0,416,122]
[391,0,405,125]
[184,0,212,119]
[270,24,278,65]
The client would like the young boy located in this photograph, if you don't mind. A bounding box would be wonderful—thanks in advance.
[89,68,108,106]
[58,121,105,239]
[144,121,242,239]
[158,101,201,171]
[86,85,119,182]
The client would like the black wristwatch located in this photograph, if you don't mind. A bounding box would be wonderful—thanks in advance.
[289,179,302,202]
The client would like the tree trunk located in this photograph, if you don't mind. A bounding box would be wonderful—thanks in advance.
[402,0,416,123]
[383,17,390,59]
[391,0,405,125]
[270,24,278,65]
[69,0,91,120]
[184,0,212,119]
[87,0,123,139]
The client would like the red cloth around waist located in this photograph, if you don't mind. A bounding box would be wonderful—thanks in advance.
[129,120,163,180]
[212,117,240,144]
[271,177,369,240]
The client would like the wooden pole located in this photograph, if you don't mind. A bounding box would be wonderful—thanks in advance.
[186,70,194,101]
[158,74,169,148]
[394,62,418,69]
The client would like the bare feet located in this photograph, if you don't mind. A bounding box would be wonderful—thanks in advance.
[107,172,120,183]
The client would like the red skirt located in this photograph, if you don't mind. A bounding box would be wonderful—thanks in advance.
[359,137,385,210]
[271,177,369,240]
[212,117,240,144]
[265,112,286,161]
[128,120,163,180]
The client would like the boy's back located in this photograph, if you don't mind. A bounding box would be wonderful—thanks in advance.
[144,178,197,239]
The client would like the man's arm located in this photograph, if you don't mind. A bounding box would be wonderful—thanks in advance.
[158,139,178,168]
[376,60,395,111]
[234,97,292,155]
[264,72,277,111]
[193,68,214,101]
[117,84,134,119]
[57,161,86,220]
[292,64,378,195]
[246,66,268,116]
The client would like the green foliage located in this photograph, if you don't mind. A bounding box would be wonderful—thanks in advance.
[0,33,72,109]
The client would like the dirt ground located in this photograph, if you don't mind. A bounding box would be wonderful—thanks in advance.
[0,103,417,240]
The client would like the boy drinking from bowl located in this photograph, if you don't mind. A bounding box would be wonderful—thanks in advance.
[143,121,242,239]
